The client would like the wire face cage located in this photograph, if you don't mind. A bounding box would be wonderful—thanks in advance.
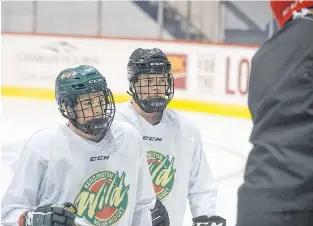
[130,72,174,113]
[60,88,116,136]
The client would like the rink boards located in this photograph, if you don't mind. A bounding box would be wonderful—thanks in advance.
[1,33,260,118]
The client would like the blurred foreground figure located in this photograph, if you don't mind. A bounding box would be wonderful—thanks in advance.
[237,1,313,226]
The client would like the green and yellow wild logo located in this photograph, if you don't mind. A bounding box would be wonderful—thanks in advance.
[74,170,129,226]
[147,151,176,200]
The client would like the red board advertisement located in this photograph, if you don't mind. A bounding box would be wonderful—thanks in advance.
[166,54,187,89]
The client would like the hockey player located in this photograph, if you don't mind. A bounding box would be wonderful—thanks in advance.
[115,48,227,226]
[1,65,157,226]
[236,1,313,226]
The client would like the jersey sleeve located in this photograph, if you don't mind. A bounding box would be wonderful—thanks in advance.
[1,137,47,226]
[131,131,156,226]
[188,128,218,218]
[1,140,26,171]
[1,140,27,201]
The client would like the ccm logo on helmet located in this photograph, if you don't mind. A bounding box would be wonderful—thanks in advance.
[88,78,102,84]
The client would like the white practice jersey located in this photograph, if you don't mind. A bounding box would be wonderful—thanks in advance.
[1,121,156,226]
[1,140,27,202]
[115,102,218,226]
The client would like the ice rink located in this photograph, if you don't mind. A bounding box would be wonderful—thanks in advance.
[1,97,253,226]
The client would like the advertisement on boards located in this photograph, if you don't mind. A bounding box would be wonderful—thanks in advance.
[2,33,259,116]
[3,37,103,89]
[224,55,251,98]
[197,55,216,94]
[166,54,187,90]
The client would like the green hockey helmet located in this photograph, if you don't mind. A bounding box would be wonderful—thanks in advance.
[55,65,115,136]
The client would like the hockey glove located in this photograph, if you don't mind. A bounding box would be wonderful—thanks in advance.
[151,199,170,226]
[192,215,226,226]
[20,202,77,226]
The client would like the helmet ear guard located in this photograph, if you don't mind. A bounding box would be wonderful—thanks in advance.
[58,95,83,125]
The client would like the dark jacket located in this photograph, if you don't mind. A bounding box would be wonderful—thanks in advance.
[238,14,313,216]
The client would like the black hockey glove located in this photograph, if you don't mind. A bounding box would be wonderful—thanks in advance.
[22,202,77,226]
[192,215,226,226]
[151,199,170,226]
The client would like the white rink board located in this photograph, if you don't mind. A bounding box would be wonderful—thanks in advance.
[2,34,258,106]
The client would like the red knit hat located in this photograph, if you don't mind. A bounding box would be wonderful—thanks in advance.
[270,0,313,28]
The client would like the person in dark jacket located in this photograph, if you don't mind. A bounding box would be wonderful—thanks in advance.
[236,1,313,226]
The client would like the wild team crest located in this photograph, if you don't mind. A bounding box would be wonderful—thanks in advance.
[74,170,129,226]
[147,151,176,200]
